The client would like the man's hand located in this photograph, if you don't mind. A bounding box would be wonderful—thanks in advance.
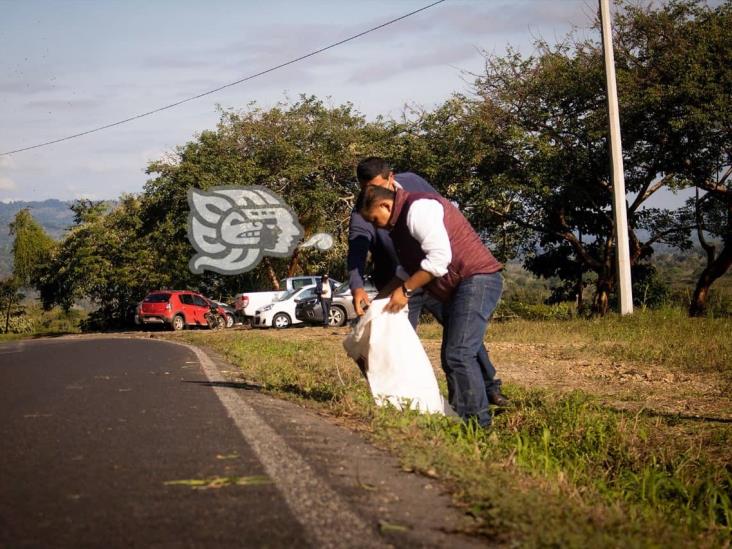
[384,286,408,313]
[352,287,371,316]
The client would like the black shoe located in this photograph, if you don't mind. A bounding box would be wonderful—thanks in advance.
[488,391,510,407]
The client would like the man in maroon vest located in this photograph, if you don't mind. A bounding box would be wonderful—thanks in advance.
[359,184,504,427]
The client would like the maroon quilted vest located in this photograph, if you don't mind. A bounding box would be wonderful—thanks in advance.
[389,190,502,302]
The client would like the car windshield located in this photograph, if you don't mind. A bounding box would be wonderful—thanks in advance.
[144,293,170,303]
[334,281,350,294]
[334,280,375,295]
[276,288,299,302]
[298,287,317,300]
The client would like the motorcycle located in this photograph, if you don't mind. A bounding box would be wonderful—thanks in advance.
[204,304,225,330]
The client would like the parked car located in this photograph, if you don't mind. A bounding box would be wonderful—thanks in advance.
[234,276,339,322]
[252,285,316,329]
[295,279,378,327]
[136,290,228,330]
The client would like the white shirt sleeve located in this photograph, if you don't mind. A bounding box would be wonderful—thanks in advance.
[405,199,451,277]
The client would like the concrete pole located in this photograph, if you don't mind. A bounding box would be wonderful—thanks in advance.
[599,0,633,314]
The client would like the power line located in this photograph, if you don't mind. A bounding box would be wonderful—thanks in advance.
[1,0,446,157]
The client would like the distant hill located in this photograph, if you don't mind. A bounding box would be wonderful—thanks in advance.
[0,200,75,276]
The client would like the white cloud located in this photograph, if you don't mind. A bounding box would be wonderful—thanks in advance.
[0,156,16,169]
[0,176,17,191]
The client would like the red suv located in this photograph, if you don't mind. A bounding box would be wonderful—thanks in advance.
[137,290,227,331]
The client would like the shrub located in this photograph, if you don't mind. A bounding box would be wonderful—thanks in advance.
[4,313,36,334]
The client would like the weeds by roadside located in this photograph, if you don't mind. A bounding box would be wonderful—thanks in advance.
[183,311,732,547]
[372,389,731,546]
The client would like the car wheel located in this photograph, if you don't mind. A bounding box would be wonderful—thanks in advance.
[172,315,185,331]
[272,313,291,329]
[329,306,346,327]
[225,313,235,329]
[213,315,226,329]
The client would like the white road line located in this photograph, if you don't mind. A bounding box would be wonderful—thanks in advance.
[186,343,385,549]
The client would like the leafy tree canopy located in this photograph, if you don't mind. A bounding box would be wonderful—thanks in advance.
[9,209,56,288]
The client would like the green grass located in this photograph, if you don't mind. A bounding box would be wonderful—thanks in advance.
[420,307,732,380]
[193,330,371,413]
[371,389,732,546]
[183,316,732,547]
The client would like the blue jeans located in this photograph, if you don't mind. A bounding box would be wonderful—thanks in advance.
[438,273,503,427]
[319,298,332,326]
[408,285,502,399]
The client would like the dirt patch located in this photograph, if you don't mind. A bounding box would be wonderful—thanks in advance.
[486,341,731,421]
[279,326,732,422]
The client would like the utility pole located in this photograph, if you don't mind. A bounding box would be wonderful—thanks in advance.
[599,0,633,314]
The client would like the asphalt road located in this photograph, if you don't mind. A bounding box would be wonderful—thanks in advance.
[0,337,308,548]
[0,336,487,549]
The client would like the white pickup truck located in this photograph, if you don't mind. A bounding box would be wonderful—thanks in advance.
[234,276,339,321]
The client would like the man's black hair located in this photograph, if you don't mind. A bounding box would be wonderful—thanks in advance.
[356,156,392,184]
[358,184,396,217]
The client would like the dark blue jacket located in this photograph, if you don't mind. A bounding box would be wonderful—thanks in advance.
[348,172,438,291]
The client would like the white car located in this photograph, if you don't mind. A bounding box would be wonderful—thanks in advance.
[252,285,317,329]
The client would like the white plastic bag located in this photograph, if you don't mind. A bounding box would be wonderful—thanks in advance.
[343,298,453,415]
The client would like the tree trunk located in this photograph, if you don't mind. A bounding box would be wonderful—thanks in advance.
[689,243,732,317]
[592,274,613,316]
[262,258,280,290]
[287,248,301,277]
[576,279,584,312]
[4,297,12,333]
[576,230,584,313]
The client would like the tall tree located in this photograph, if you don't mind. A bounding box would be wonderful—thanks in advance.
[142,96,401,288]
[9,208,56,288]
[614,0,731,315]
[456,0,729,314]
[39,197,168,326]
[0,276,23,333]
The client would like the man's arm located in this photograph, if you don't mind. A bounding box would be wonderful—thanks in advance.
[348,210,376,315]
[347,211,376,289]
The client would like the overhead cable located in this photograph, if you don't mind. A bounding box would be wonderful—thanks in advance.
[0,0,446,156]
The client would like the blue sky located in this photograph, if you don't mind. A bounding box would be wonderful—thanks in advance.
[1,0,688,208]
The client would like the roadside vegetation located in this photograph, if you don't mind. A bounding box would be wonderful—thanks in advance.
[0,302,85,341]
[182,311,731,547]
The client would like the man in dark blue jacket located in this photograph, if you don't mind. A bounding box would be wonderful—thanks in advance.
[348,157,508,407]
